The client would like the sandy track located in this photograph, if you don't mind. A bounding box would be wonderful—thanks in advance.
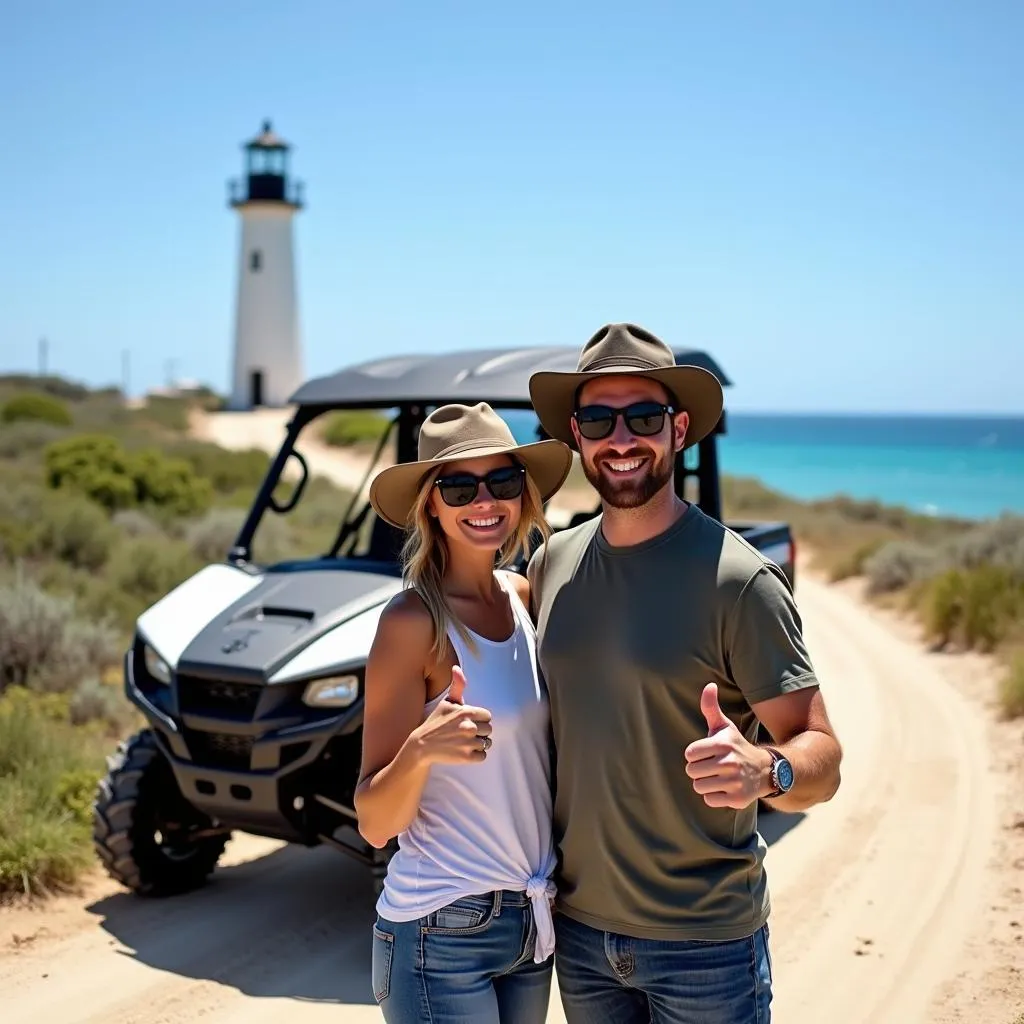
[1,567,1005,1023]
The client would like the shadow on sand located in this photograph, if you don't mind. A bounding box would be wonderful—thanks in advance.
[86,843,379,1005]
[84,810,806,1006]
[759,807,806,845]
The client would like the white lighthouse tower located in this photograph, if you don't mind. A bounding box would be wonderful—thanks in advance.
[227,120,305,409]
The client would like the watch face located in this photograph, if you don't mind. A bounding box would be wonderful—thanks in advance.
[777,759,795,792]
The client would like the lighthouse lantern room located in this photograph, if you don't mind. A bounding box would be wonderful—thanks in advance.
[227,120,305,410]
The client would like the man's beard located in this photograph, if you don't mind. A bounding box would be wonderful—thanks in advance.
[581,448,674,509]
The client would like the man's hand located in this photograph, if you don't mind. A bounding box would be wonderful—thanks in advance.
[683,682,773,810]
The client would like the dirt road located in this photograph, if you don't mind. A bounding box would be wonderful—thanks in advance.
[1,562,1006,1023]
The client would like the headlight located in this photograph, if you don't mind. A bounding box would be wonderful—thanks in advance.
[303,675,360,708]
[143,643,171,685]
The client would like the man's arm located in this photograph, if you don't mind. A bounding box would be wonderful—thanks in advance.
[751,685,841,812]
[684,563,842,814]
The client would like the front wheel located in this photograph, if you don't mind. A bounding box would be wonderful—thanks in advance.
[93,729,230,896]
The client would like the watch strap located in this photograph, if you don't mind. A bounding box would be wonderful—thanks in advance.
[764,746,786,798]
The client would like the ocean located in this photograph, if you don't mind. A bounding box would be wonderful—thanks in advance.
[504,412,1024,521]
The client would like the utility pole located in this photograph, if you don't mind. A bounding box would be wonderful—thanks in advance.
[121,350,130,398]
[38,337,48,377]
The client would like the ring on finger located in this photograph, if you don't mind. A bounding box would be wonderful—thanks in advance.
[479,736,492,752]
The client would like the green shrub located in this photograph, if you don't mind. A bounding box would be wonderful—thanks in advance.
[30,494,117,571]
[864,540,940,595]
[132,449,212,517]
[829,539,887,582]
[111,508,164,538]
[53,767,102,827]
[321,410,390,448]
[184,508,247,563]
[0,420,69,458]
[0,374,89,402]
[923,569,964,648]
[167,440,270,494]
[0,574,121,693]
[107,536,199,608]
[0,480,45,562]
[998,653,1024,720]
[44,435,137,511]
[0,688,106,897]
[942,514,1024,576]
[43,434,211,516]
[68,677,137,735]
[921,565,1022,652]
[960,565,1019,651]
[1,392,73,427]
[183,507,296,565]
[134,395,190,432]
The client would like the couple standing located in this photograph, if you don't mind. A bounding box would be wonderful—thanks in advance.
[354,323,843,1023]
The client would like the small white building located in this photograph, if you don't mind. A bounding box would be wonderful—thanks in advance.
[226,121,305,410]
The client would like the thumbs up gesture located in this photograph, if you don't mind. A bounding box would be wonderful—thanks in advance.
[683,683,772,810]
[447,664,468,705]
[411,665,493,767]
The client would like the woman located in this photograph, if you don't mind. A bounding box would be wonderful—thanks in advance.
[355,401,572,1024]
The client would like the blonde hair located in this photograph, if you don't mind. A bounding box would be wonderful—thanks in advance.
[400,460,551,665]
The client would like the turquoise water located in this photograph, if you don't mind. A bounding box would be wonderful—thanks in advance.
[504,411,1024,521]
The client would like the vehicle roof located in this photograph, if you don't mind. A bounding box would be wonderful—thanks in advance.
[290,344,732,410]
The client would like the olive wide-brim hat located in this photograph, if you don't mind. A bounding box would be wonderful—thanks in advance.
[369,402,573,528]
[529,322,724,451]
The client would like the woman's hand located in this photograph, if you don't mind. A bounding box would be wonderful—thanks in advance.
[410,667,493,766]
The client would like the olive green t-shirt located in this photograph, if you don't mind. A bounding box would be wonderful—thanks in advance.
[527,502,818,941]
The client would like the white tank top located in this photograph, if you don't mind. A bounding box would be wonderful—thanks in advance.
[375,571,556,962]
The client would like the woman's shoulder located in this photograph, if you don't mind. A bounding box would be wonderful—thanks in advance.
[375,588,434,648]
[498,569,531,607]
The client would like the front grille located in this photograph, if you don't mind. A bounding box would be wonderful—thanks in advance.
[177,676,262,720]
[184,730,254,770]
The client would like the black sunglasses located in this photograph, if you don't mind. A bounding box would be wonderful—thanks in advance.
[434,465,526,507]
[573,401,674,441]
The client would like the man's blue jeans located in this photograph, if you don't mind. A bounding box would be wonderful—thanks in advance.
[372,890,552,1023]
[553,912,773,1024]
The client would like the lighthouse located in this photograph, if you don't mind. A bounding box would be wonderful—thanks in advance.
[226,120,305,409]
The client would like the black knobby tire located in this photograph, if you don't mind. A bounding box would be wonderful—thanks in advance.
[93,729,230,897]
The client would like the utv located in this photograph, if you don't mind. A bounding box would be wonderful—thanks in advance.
[93,344,795,897]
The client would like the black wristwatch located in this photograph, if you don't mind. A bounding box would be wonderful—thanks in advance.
[764,747,794,798]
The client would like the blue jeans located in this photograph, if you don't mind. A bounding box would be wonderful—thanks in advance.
[554,913,773,1024]
[372,890,553,1023]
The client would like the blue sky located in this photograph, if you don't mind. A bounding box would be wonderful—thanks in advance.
[2,1,1021,414]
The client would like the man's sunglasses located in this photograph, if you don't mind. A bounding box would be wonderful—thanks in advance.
[573,401,675,441]
[433,465,526,507]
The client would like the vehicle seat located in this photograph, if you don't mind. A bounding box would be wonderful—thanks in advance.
[366,515,405,564]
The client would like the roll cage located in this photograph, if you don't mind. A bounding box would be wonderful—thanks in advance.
[228,344,732,568]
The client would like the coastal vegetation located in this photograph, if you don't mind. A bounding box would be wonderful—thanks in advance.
[0,373,1020,899]
[0,375,350,898]
[320,409,391,449]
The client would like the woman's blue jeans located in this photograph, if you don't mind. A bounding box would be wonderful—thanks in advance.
[372,890,553,1023]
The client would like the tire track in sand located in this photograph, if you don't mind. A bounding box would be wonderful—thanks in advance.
[766,574,997,1024]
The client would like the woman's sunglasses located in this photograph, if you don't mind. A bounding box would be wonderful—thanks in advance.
[573,401,674,441]
[433,465,526,507]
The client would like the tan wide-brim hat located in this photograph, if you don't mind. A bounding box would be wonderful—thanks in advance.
[529,322,724,451]
[369,402,573,528]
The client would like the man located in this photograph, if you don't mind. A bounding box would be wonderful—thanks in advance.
[526,323,842,1023]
